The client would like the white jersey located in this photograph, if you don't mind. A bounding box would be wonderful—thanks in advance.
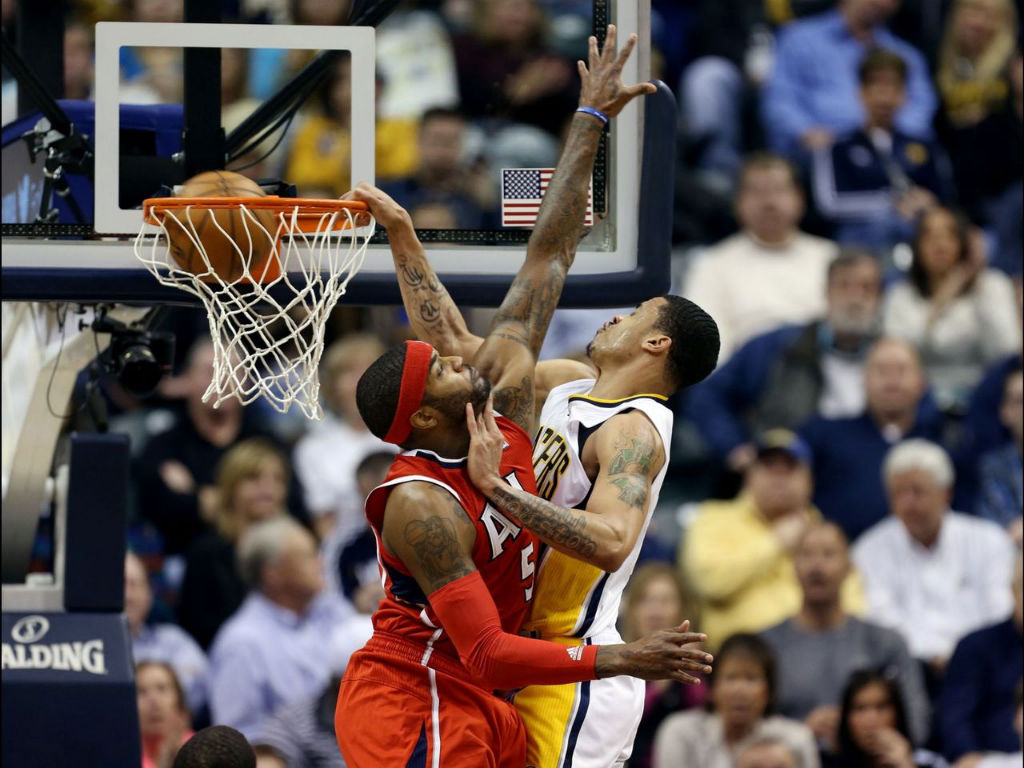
[525,378,673,642]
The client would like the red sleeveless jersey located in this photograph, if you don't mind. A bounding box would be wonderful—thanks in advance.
[364,414,540,685]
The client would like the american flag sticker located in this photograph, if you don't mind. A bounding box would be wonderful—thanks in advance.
[501,168,594,228]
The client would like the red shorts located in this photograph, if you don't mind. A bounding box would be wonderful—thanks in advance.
[336,634,527,768]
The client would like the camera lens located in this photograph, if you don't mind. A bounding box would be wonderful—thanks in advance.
[117,343,162,397]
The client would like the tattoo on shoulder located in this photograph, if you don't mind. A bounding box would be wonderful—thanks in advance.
[606,429,660,509]
[493,375,533,431]
[404,511,473,592]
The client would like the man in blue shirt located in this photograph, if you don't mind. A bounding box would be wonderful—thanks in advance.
[763,0,936,162]
[799,337,943,541]
[687,249,882,473]
[812,48,954,249]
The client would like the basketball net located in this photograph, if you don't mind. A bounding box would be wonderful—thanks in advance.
[134,199,374,420]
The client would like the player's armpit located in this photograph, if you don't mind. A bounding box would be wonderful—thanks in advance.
[380,481,479,595]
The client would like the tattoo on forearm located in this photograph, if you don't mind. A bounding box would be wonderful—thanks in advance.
[492,376,533,431]
[404,515,473,591]
[491,485,598,560]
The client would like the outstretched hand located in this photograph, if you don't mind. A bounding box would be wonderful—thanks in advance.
[577,25,657,119]
[595,619,713,685]
[466,395,505,497]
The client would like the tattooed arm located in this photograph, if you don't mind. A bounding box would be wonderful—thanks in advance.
[468,405,665,572]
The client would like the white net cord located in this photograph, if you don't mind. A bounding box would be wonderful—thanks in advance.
[134,202,374,420]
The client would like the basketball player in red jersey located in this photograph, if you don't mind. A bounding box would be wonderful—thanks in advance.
[335,28,712,767]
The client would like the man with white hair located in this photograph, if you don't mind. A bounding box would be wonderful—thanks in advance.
[207,517,354,739]
[852,439,1015,691]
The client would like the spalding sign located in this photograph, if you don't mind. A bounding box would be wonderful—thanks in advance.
[2,614,107,675]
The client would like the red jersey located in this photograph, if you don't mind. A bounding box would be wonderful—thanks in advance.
[364,414,540,687]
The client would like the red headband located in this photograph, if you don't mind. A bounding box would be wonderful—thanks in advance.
[383,340,434,445]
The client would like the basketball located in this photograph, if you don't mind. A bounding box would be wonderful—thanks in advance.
[164,170,280,283]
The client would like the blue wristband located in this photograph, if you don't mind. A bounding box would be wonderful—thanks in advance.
[576,106,609,126]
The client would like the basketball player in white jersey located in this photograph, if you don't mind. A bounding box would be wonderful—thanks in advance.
[347,27,720,767]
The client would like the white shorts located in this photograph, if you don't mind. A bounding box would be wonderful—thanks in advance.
[515,641,644,768]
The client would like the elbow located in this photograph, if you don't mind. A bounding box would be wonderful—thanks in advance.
[593,543,630,573]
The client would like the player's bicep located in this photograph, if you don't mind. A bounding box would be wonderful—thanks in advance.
[381,482,478,596]
[588,413,665,519]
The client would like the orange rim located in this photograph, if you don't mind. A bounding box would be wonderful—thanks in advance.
[142,195,371,233]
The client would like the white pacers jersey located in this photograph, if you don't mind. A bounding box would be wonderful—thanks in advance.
[525,378,673,642]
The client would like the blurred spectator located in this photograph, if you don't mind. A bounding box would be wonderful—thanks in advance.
[652,634,820,768]
[134,338,305,556]
[687,249,882,472]
[761,523,929,749]
[938,556,1023,766]
[375,3,459,120]
[762,0,937,163]
[622,563,708,768]
[173,725,255,768]
[208,517,352,739]
[882,206,1021,412]
[178,439,290,650]
[812,49,954,250]
[334,450,393,610]
[800,338,941,541]
[138,660,195,768]
[119,0,185,105]
[682,430,864,650]
[935,0,1017,133]
[975,363,1023,540]
[249,618,371,767]
[285,55,418,197]
[827,669,949,768]
[945,48,1022,276]
[125,552,209,716]
[293,333,394,546]
[737,737,804,768]
[974,684,1023,768]
[679,0,833,186]
[450,0,579,139]
[683,153,838,362]
[852,440,1015,691]
[380,107,492,228]
[64,19,94,100]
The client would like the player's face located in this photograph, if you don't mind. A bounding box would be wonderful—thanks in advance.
[712,654,770,728]
[587,298,667,360]
[887,469,949,545]
[136,665,187,737]
[421,352,492,424]
[847,682,898,751]
[794,526,850,604]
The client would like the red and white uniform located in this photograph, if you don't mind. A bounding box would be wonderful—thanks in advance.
[337,415,540,767]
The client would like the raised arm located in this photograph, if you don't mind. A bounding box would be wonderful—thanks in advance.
[381,481,711,689]
[467,400,665,572]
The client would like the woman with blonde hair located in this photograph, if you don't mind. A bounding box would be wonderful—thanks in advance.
[178,438,291,649]
[623,562,709,768]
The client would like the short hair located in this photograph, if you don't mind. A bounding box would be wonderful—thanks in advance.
[795,520,850,554]
[737,737,800,768]
[136,661,187,715]
[654,295,720,391]
[356,344,411,442]
[737,152,802,192]
[420,106,465,130]
[173,725,255,768]
[708,633,778,713]
[883,439,955,489]
[837,669,912,757]
[236,517,306,589]
[356,450,396,484]
[827,247,881,285]
[858,48,909,84]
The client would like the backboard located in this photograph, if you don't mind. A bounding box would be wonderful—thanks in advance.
[1,2,675,308]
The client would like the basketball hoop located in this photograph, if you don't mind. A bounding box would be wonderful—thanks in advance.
[135,196,374,420]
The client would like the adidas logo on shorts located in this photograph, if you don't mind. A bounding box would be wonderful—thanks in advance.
[566,646,584,661]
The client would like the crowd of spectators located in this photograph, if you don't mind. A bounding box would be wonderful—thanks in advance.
[1,0,1022,766]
